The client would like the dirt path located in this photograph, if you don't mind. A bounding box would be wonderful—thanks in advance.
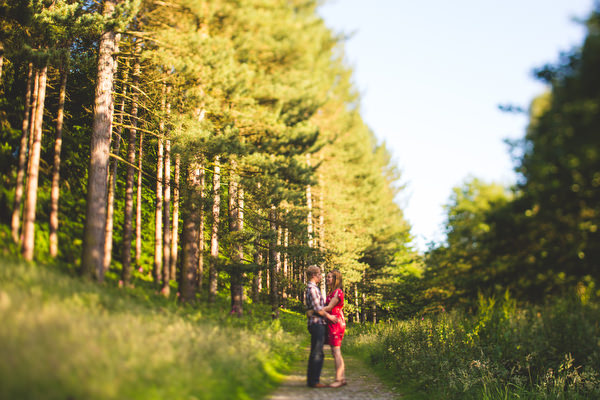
[266,347,402,400]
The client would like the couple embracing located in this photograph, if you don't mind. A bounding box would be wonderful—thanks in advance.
[304,265,347,388]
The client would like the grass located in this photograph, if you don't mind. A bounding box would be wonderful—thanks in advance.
[344,290,600,399]
[12,249,599,400]
[0,257,306,400]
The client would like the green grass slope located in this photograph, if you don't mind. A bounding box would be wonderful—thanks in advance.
[0,258,305,400]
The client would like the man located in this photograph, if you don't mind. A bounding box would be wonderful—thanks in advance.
[305,265,338,388]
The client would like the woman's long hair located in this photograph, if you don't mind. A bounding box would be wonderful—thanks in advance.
[328,269,343,294]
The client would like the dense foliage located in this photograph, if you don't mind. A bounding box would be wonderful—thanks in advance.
[346,291,600,399]
[422,5,600,310]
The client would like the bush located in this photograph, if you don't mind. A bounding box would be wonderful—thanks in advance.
[345,291,600,399]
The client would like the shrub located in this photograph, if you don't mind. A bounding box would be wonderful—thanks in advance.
[345,291,600,399]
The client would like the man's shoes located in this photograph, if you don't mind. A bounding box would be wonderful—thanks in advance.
[310,383,328,388]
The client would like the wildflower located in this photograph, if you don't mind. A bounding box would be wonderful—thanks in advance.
[138,267,143,273]
[118,280,123,287]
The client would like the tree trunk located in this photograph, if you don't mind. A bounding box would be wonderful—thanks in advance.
[354,284,360,323]
[104,61,129,273]
[161,89,173,290]
[372,303,377,324]
[318,167,325,257]
[81,0,120,280]
[237,188,244,300]
[229,162,243,316]
[120,132,136,285]
[180,165,201,303]
[121,46,140,286]
[161,138,172,295]
[270,206,280,319]
[49,59,69,257]
[278,224,285,299]
[361,291,366,323]
[306,186,314,248]
[154,136,164,285]
[265,253,270,294]
[171,153,180,279]
[306,155,324,293]
[208,156,221,303]
[19,69,39,247]
[0,42,4,82]
[283,227,289,298]
[252,248,263,303]
[135,131,143,266]
[26,70,39,167]
[11,63,34,244]
[154,81,169,286]
[297,254,302,299]
[193,108,206,291]
[306,154,314,249]
[197,161,206,290]
[21,63,48,261]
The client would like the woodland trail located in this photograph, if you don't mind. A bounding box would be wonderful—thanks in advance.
[267,347,402,400]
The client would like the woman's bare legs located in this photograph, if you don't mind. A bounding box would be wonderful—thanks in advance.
[329,346,346,387]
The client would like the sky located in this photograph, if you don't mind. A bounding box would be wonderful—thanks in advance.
[318,0,595,251]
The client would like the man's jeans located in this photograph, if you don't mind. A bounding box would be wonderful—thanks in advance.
[307,324,326,387]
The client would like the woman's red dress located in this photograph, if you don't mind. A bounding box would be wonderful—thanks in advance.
[326,288,346,347]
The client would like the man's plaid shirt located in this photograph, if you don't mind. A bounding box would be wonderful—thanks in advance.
[305,281,326,326]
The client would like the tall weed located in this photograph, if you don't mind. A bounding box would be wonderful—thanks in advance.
[345,290,600,399]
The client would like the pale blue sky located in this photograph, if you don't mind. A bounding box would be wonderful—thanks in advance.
[318,0,594,251]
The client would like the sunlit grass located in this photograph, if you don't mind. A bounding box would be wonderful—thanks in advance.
[0,258,305,400]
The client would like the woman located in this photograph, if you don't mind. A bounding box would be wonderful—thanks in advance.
[323,270,347,387]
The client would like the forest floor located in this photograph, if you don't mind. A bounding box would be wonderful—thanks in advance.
[267,347,403,400]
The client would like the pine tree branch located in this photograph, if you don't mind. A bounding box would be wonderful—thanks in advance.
[112,121,161,138]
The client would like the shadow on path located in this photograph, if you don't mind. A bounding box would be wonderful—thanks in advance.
[267,347,402,400]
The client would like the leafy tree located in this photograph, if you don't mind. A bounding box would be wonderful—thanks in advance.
[422,5,600,308]
[488,6,600,299]
[423,178,511,309]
